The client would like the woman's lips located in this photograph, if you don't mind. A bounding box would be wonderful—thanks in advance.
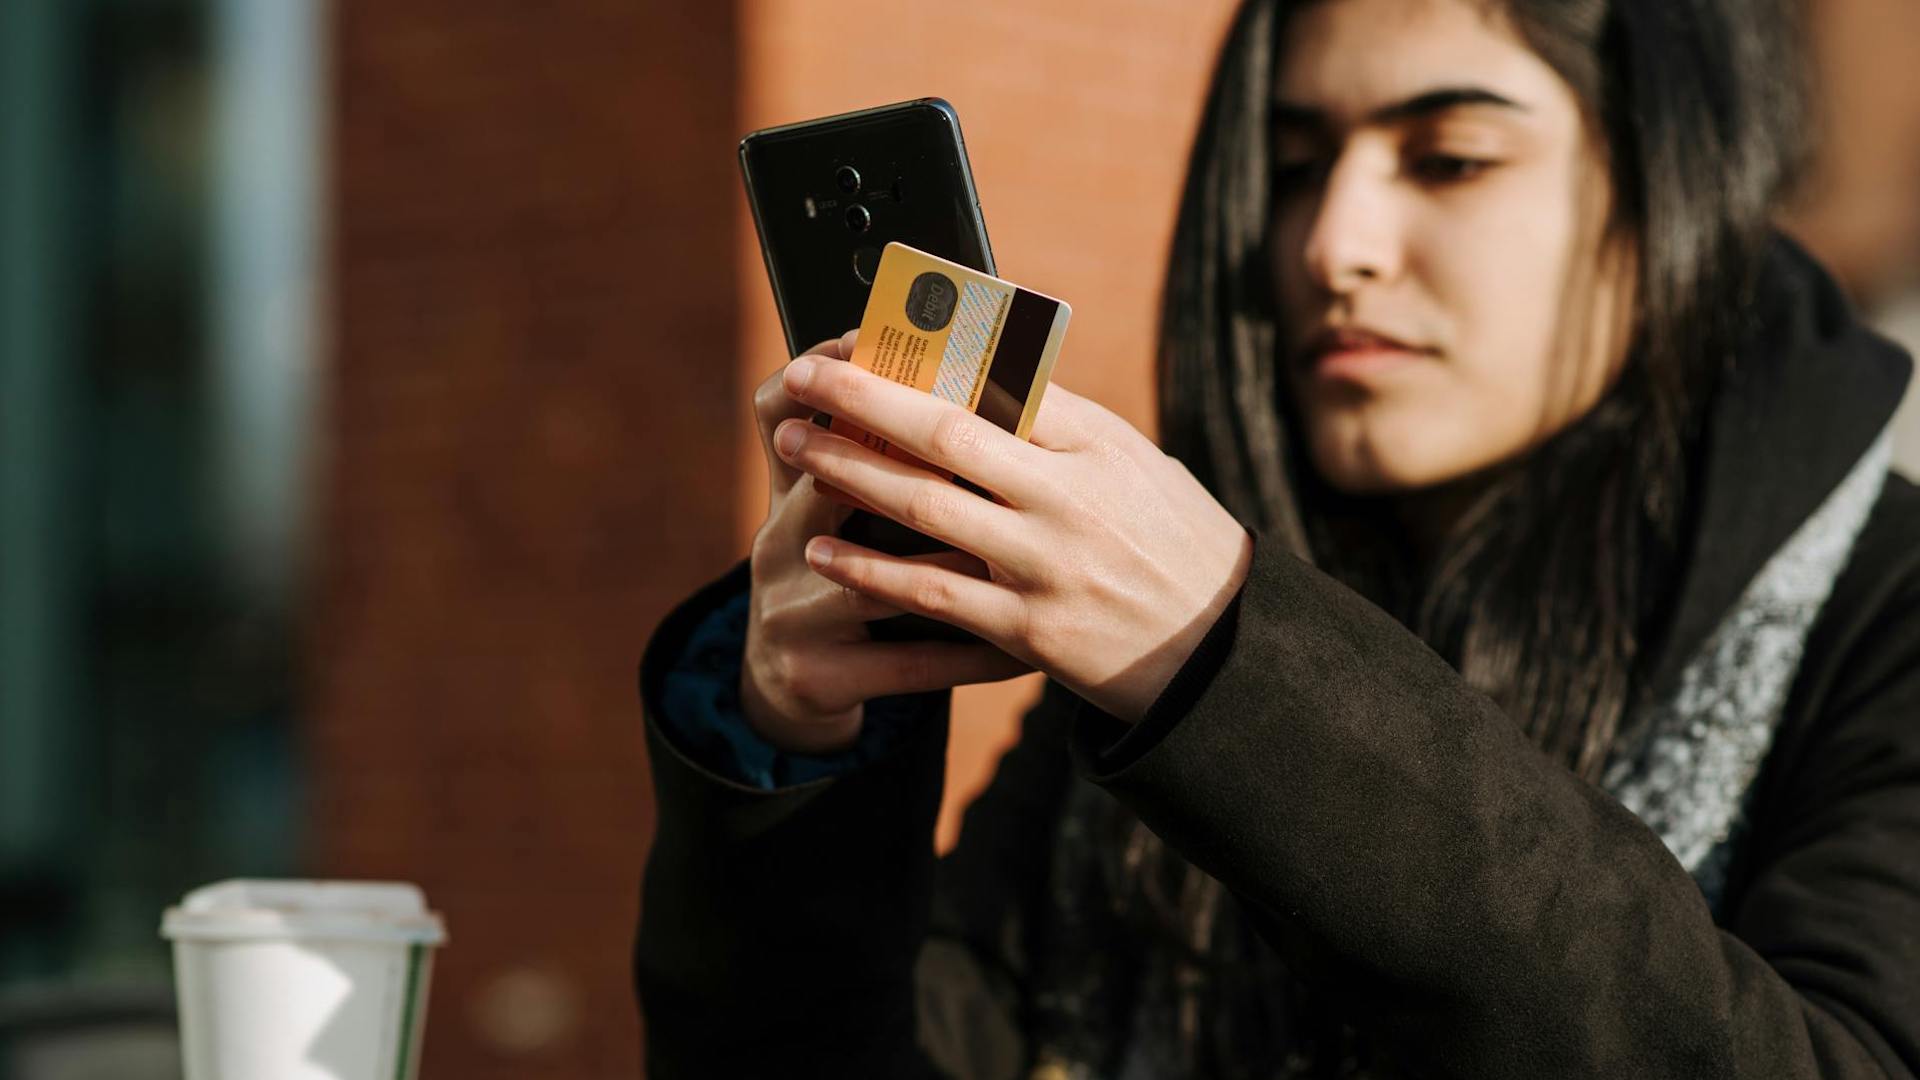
[1300,327,1436,383]
[1317,344,1427,381]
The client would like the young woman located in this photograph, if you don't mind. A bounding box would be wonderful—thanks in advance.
[637,0,1920,1075]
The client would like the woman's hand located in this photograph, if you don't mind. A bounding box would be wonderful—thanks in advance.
[773,347,1253,724]
[740,332,1035,755]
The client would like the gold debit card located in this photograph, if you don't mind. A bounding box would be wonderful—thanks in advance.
[829,242,1070,483]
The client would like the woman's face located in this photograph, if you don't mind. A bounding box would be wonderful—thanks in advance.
[1271,0,1636,495]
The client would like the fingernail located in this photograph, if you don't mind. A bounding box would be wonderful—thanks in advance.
[783,357,815,396]
[805,537,833,568]
[776,420,805,457]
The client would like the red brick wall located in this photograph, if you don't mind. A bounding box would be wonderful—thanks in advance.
[315,2,738,1076]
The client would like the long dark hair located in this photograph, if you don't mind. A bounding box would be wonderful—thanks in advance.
[1071,0,1808,1072]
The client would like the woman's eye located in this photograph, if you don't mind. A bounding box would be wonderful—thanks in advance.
[1409,154,1494,184]
[1274,159,1329,192]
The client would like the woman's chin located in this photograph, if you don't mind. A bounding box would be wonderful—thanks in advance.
[1306,428,1472,497]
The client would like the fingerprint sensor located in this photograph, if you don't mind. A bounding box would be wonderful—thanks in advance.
[852,246,882,285]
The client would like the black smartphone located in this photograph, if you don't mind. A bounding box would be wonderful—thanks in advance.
[740,98,994,644]
[741,98,995,354]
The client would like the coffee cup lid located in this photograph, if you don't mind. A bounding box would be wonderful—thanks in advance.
[161,879,447,946]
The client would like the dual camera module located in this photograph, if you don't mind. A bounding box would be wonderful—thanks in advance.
[835,165,870,233]
[803,164,883,232]
[803,163,896,284]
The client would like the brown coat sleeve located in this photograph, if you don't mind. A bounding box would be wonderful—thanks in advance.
[1070,529,1920,1079]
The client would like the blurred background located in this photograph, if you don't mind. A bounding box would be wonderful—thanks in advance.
[0,0,1915,1077]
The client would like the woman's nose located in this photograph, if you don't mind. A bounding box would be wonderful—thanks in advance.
[1302,151,1404,295]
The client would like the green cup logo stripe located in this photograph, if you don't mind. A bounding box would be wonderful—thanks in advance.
[394,944,426,1079]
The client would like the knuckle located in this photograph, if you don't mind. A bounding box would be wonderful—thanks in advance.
[911,573,956,617]
[750,519,797,569]
[786,669,830,715]
[1087,435,1130,469]
[754,587,796,636]
[752,371,790,424]
[906,480,957,533]
[777,654,837,715]
[1019,602,1066,659]
[748,530,779,586]
[750,529,816,598]
[765,647,801,696]
[827,364,869,415]
[763,590,805,635]
[787,684,833,718]
[932,412,986,463]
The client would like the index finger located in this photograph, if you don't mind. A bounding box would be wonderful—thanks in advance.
[783,354,1052,509]
[759,329,862,497]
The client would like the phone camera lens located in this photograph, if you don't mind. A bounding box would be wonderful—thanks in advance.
[835,165,862,194]
[844,204,872,233]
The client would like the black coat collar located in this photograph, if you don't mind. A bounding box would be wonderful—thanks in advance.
[1647,235,1913,701]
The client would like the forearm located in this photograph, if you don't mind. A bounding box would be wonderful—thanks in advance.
[635,557,953,1072]
[1072,536,1907,1079]
[637,704,952,1073]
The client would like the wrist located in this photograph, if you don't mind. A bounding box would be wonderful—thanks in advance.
[1098,525,1253,724]
[739,667,864,754]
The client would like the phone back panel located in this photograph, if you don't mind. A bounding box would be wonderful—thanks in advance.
[740,99,995,357]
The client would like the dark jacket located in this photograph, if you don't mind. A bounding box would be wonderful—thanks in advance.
[635,240,1920,1078]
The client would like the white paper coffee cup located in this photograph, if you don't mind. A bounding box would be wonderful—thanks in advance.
[161,879,447,1080]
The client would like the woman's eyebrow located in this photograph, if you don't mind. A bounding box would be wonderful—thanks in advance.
[1273,86,1530,131]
